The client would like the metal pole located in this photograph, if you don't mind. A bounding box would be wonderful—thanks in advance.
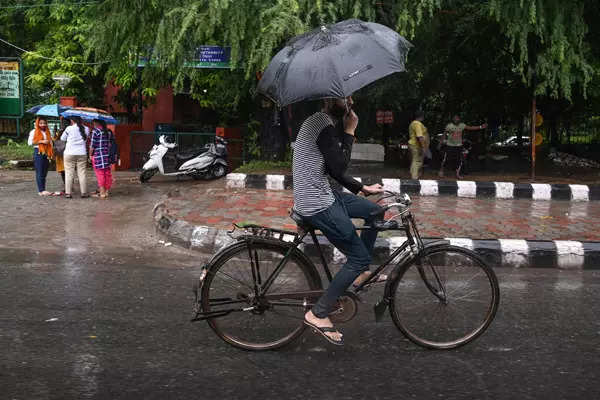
[531,96,536,181]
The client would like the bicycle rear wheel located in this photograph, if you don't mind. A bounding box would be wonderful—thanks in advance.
[201,239,321,351]
[389,245,499,349]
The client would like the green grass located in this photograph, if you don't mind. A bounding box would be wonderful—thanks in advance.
[0,138,32,161]
[234,160,291,174]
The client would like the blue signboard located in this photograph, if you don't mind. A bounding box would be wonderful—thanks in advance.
[137,46,231,69]
[189,46,231,68]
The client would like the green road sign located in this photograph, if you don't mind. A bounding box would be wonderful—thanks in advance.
[0,59,23,118]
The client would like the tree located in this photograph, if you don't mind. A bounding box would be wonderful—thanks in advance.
[0,1,106,109]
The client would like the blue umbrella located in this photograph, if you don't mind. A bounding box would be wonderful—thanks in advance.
[60,107,119,125]
[26,104,72,117]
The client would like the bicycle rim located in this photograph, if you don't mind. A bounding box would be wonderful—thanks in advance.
[201,240,321,351]
[390,245,499,349]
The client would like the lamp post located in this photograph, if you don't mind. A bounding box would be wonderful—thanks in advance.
[52,74,71,91]
[52,74,72,136]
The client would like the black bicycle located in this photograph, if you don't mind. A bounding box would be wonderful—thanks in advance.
[192,191,499,351]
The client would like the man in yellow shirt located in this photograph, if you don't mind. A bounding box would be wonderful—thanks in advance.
[408,110,429,179]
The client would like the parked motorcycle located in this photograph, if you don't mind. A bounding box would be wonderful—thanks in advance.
[140,135,228,182]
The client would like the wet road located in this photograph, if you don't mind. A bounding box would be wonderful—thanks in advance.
[2,249,600,399]
[1,172,600,399]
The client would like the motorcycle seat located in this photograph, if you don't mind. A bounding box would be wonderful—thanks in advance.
[176,148,204,161]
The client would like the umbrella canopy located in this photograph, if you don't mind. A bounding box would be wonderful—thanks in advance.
[257,19,412,107]
[26,104,72,117]
[60,107,119,125]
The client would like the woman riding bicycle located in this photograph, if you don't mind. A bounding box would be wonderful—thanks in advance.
[293,96,384,345]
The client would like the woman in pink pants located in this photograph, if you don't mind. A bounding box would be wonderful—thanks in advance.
[89,119,114,199]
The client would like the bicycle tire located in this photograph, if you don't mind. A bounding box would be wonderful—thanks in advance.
[389,245,499,349]
[201,238,322,351]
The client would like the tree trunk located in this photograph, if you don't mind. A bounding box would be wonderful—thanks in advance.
[258,106,288,161]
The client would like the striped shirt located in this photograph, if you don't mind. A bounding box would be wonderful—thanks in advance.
[293,112,362,216]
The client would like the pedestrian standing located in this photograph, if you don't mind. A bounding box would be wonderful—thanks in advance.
[89,119,113,199]
[51,119,67,195]
[61,116,90,199]
[408,110,429,179]
[439,114,487,179]
[27,117,53,196]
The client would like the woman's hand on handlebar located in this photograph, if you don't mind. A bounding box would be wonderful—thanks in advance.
[361,183,384,196]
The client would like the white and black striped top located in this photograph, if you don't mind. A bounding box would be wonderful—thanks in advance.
[293,112,362,216]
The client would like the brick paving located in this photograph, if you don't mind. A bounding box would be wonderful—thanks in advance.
[163,181,600,241]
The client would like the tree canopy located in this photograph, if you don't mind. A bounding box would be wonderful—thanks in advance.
[0,0,598,133]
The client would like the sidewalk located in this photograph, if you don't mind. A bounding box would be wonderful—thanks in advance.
[154,182,600,269]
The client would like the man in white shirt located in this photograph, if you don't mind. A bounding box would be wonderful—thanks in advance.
[439,114,487,179]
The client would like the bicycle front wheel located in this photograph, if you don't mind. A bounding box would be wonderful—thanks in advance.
[201,239,321,351]
[390,245,499,349]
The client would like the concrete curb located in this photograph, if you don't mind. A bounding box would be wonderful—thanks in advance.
[8,160,34,168]
[226,173,600,202]
[153,200,600,269]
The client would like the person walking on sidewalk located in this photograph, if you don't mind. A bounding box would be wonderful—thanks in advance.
[293,95,384,345]
[61,116,90,199]
[89,119,113,199]
[439,114,487,179]
[27,117,54,196]
[408,110,430,179]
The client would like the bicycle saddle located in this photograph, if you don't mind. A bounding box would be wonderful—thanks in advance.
[289,209,312,231]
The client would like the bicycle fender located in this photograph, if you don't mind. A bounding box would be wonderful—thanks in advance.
[423,239,450,250]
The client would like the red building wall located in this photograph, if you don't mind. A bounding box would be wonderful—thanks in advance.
[142,87,174,131]
[104,84,175,131]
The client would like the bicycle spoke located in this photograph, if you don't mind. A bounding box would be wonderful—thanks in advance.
[391,247,498,349]
[201,241,320,350]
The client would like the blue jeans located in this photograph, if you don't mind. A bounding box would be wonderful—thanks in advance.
[303,191,383,318]
[33,148,49,192]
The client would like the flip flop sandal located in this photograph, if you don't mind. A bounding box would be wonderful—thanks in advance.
[304,319,344,346]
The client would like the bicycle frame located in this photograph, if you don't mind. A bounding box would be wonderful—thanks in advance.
[192,201,449,322]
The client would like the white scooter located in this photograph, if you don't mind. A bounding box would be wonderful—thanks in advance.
[140,135,228,182]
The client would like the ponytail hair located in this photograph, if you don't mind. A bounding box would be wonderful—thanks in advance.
[71,116,87,141]
[94,118,108,139]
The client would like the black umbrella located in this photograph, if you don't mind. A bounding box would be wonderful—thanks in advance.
[257,19,412,107]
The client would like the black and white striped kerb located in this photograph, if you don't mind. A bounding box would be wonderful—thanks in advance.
[319,237,600,270]
[153,202,600,269]
[226,174,600,201]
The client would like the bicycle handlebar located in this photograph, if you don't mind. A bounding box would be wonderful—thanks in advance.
[369,192,412,217]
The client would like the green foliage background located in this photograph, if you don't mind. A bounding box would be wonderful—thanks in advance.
[0,0,598,144]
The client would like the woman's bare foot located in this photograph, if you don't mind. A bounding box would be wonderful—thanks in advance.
[304,310,343,343]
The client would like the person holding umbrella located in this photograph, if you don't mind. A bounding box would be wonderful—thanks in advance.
[60,116,90,198]
[51,117,70,195]
[258,19,412,345]
[27,117,53,196]
[89,119,114,199]
[292,96,384,345]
